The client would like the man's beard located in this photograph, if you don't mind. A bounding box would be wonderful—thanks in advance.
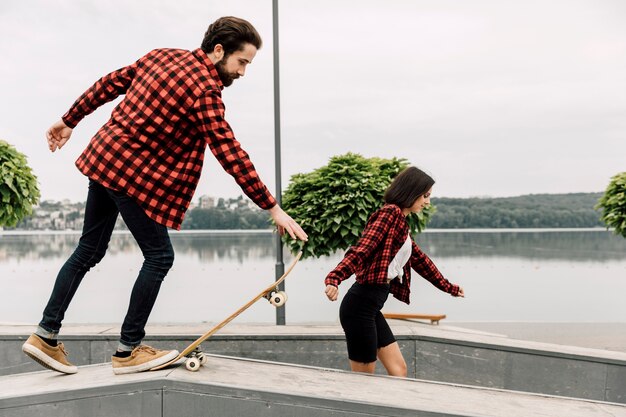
[215,60,239,87]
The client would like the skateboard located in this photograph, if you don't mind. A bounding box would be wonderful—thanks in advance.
[382,313,447,325]
[152,251,302,372]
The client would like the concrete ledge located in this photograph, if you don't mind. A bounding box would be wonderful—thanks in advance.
[1,355,624,417]
[2,323,625,404]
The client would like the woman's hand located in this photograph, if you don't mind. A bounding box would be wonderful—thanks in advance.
[325,284,338,301]
[456,287,465,298]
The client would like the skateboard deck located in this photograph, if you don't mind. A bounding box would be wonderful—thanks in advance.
[383,313,446,325]
[152,251,302,371]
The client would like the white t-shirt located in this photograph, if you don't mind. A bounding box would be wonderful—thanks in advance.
[388,234,412,279]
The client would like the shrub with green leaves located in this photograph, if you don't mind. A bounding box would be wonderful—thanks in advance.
[0,140,40,227]
[596,172,626,238]
[281,153,435,258]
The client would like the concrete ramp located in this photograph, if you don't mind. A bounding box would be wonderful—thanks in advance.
[0,355,624,417]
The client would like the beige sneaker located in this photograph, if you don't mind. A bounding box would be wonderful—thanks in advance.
[111,345,178,375]
[22,334,78,374]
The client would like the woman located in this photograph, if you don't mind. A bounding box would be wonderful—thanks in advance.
[324,166,465,377]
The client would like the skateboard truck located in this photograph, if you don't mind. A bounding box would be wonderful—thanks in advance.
[184,346,209,371]
[264,287,288,307]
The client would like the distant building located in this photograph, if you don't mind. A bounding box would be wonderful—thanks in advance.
[198,195,216,209]
[6,194,265,231]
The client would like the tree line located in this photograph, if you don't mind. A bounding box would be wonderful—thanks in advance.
[182,192,605,230]
[182,198,271,230]
[427,193,604,228]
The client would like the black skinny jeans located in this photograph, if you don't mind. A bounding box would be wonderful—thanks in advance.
[39,180,174,347]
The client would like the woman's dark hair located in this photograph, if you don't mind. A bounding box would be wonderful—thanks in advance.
[201,16,262,56]
[383,166,435,209]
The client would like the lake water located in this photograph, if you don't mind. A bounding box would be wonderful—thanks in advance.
[1,230,625,325]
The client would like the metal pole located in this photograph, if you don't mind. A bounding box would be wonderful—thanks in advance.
[272,0,286,325]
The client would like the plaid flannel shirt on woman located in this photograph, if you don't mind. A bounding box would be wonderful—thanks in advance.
[324,204,459,304]
[62,48,276,230]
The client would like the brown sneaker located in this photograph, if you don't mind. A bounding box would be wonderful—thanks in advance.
[22,334,78,374]
[111,345,178,375]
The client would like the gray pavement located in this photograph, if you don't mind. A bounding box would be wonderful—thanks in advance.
[2,320,626,409]
[4,320,625,350]
[1,355,625,417]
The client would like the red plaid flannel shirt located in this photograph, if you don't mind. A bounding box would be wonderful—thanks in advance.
[325,204,459,304]
[62,48,276,230]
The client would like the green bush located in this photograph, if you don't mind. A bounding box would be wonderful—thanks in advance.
[596,172,626,238]
[281,153,435,258]
[0,140,40,227]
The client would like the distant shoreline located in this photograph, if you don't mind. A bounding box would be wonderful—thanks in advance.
[0,227,610,236]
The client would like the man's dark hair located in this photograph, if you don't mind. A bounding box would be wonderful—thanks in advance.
[383,166,435,209]
[201,16,262,56]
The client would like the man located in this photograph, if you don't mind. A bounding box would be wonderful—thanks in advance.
[22,16,307,375]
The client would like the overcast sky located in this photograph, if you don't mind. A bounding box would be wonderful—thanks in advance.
[1,0,624,204]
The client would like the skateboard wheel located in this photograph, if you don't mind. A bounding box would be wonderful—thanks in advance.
[198,352,208,365]
[185,357,201,372]
[270,291,286,307]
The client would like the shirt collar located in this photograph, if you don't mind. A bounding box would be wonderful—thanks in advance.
[192,48,224,91]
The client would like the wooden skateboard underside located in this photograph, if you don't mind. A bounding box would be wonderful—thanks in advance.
[152,251,302,371]
[382,313,447,325]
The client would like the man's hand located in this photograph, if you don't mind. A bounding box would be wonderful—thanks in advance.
[456,287,465,298]
[268,205,308,241]
[46,120,73,152]
[325,284,338,301]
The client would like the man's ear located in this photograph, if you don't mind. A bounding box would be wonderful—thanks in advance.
[213,44,225,62]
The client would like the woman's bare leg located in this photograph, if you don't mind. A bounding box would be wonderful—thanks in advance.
[349,360,376,374]
[377,342,407,377]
